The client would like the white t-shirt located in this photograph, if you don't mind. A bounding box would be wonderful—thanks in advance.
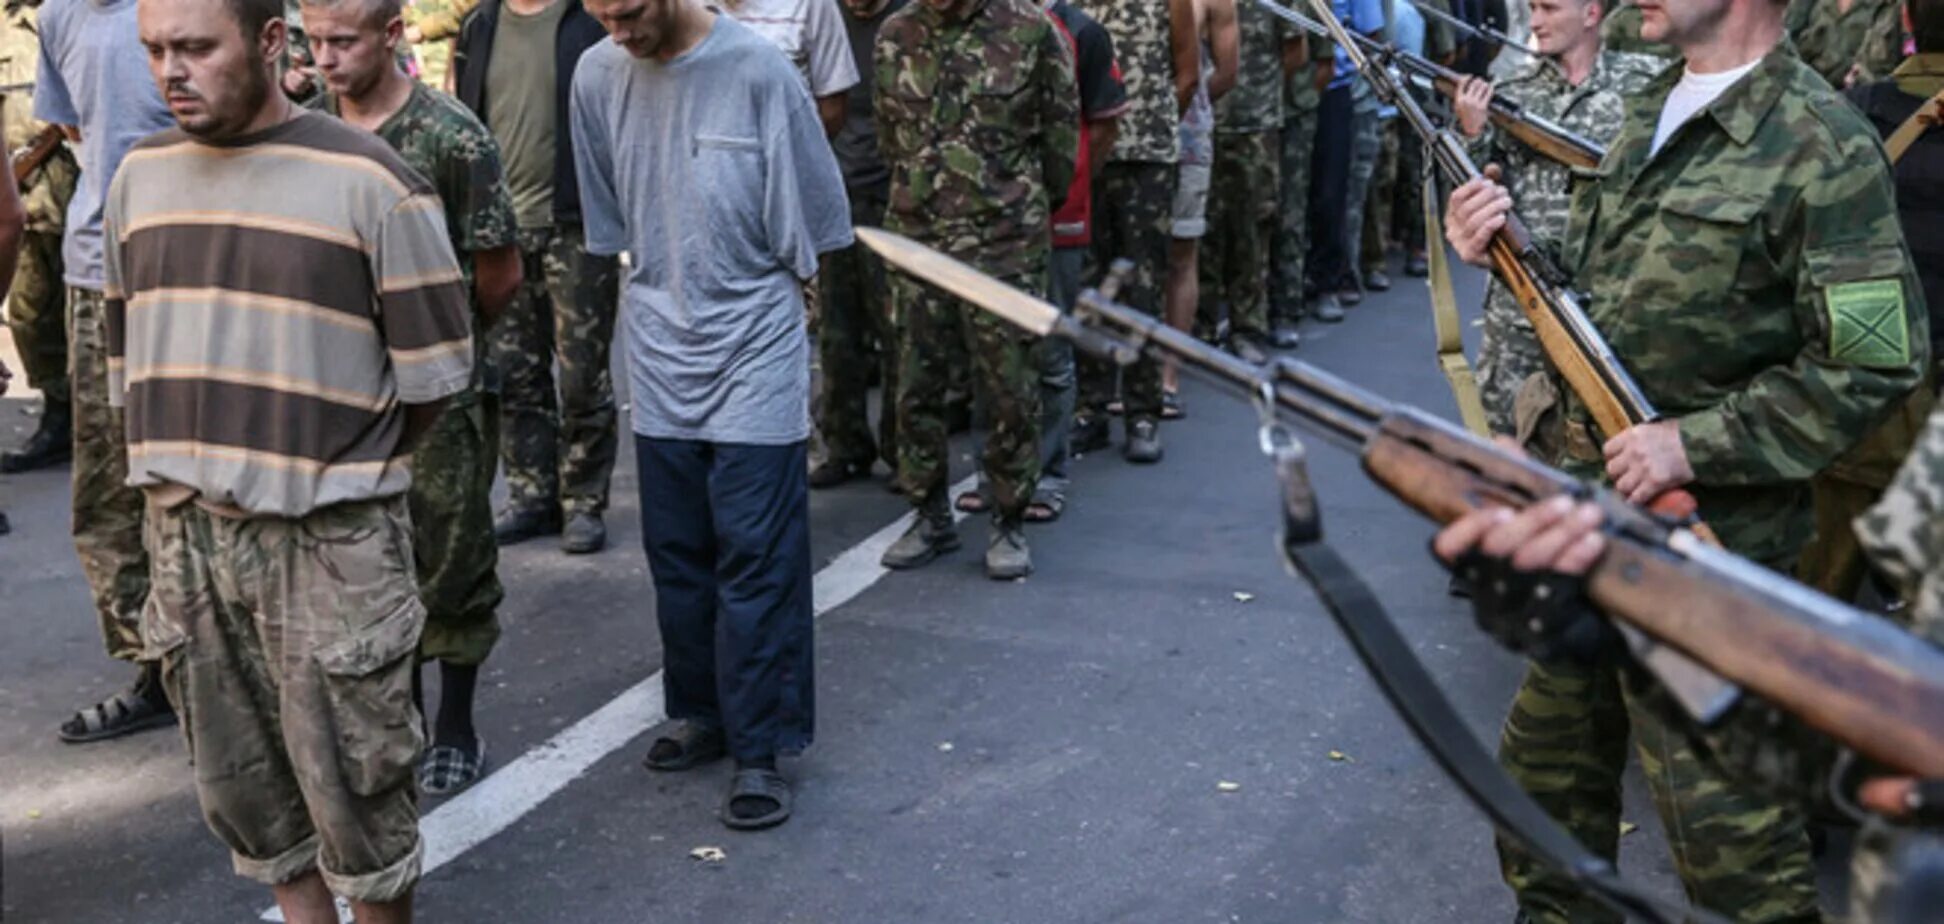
[720,0,860,98]
[1650,58,1762,155]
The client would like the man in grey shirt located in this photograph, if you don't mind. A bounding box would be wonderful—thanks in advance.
[573,0,852,831]
[36,0,178,745]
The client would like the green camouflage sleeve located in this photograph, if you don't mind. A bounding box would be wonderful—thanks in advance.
[1037,17,1080,214]
[1675,125,1930,485]
[444,125,517,255]
[1857,406,1944,648]
[874,27,912,166]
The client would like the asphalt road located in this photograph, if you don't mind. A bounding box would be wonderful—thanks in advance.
[0,258,1797,923]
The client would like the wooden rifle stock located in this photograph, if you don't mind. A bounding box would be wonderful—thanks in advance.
[13,123,64,190]
[1415,67,1605,171]
[1360,415,1944,776]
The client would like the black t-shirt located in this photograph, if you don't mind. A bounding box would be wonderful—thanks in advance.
[1050,0,1131,122]
[834,0,911,200]
[1848,80,1944,354]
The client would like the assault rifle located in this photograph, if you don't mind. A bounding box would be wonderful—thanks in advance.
[13,123,64,190]
[1257,0,1604,170]
[858,226,1944,922]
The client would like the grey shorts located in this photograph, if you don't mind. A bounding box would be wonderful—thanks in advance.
[1171,162,1213,239]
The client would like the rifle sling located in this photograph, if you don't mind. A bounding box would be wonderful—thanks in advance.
[1422,169,1491,436]
[1273,457,1723,924]
[1884,87,1944,165]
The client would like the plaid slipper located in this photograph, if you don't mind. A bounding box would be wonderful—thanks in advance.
[419,737,487,796]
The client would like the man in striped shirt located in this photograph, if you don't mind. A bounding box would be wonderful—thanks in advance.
[116,0,472,916]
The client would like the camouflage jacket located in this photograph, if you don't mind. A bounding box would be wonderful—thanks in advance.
[1856,409,1944,648]
[1470,49,1659,336]
[0,4,40,150]
[1073,0,1177,163]
[1214,0,1287,134]
[1787,0,1906,88]
[408,0,483,43]
[1556,42,1929,563]
[325,82,515,390]
[876,0,1079,276]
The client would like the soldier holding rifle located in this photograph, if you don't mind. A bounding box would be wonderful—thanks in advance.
[1441,0,1927,915]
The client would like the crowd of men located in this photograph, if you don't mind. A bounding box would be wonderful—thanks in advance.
[0,0,1940,918]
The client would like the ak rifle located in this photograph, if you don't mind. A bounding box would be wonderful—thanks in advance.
[855,226,1944,782]
[12,123,63,190]
[1257,0,1604,170]
[1293,0,1717,539]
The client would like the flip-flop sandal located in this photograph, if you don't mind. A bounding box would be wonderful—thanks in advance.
[58,689,177,744]
[721,768,793,830]
[954,491,990,514]
[1161,391,1185,420]
[642,720,726,772]
[1024,496,1063,523]
[419,737,488,796]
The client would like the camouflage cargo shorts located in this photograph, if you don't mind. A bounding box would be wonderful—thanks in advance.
[142,493,425,903]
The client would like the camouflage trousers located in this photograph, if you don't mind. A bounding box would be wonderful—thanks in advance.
[69,287,148,662]
[494,223,620,518]
[1272,103,1319,319]
[1200,131,1281,342]
[410,391,503,667]
[1341,84,1384,287]
[1477,284,1548,436]
[816,195,898,471]
[8,230,68,403]
[892,265,1041,524]
[143,494,425,903]
[1497,656,1821,924]
[1360,119,1400,274]
[1080,161,1173,424]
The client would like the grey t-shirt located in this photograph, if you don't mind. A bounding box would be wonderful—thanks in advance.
[571,16,853,445]
[35,0,175,290]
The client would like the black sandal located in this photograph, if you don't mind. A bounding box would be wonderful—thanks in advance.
[59,686,176,744]
[721,768,793,830]
[419,736,488,796]
[642,720,726,772]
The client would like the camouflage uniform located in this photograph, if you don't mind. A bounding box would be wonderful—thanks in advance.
[817,194,898,473]
[1201,0,1287,344]
[1467,49,1658,435]
[404,0,480,89]
[1074,0,1176,426]
[1,6,73,410]
[1787,0,1906,88]
[70,285,148,662]
[327,83,516,667]
[1341,77,1382,289]
[1359,114,1397,277]
[876,0,1077,523]
[143,494,426,903]
[1272,44,1324,319]
[1501,44,1929,924]
[495,226,620,520]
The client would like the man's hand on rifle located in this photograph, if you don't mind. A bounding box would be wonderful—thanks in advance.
[1453,75,1493,139]
[1603,421,1694,505]
[1444,166,1511,267]
[1433,494,1607,576]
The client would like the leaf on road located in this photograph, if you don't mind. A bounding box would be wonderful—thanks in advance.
[938,742,955,752]
[690,846,727,863]
[1620,821,1639,836]
[1328,750,1352,763]
[1216,781,1242,793]
[1233,592,1255,603]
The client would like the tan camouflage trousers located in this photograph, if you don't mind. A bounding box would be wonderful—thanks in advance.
[69,287,148,662]
[1201,131,1281,342]
[494,224,620,518]
[892,267,1041,524]
[410,391,503,667]
[1271,102,1319,319]
[815,196,898,471]
[143,494,425,903]
[1477,284,1549,436]
[1496,656,1821,924]
[8,230,67,400]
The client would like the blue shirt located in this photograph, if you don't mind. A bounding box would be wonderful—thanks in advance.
[35,0,175,290]
[1330,0,1387,89]
[571,17,853,445]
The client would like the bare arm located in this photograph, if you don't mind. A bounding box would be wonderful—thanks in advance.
[1205,0,1240,104]
[1281,35,1305,76]
[816,93,848,140]
[470,244,521,332]
[1169,0,1202,113]
[1087,118,1120,164]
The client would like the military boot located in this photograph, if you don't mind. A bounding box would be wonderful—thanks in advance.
[880,502,958,570]
[0,398,72,473]
[985,523,1032,580]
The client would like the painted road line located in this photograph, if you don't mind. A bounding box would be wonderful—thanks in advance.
[261,474,978,922]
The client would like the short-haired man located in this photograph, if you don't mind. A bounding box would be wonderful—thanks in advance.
[1448,0,1657,435]
[306,0,525,795]
[572,0,852,829]
[36,0,179,744]
[1444,0,1927,915]
[455,0,622,554]
[121,0,475,917]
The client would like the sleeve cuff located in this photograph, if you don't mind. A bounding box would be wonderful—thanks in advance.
[1675,409,1734,482]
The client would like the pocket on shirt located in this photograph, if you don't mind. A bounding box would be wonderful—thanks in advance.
[1652,184,1765,295]
[693,135,768,276]
[967,70,1031,157]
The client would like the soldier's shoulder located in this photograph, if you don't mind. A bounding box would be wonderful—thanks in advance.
[877,2,927,46]
[1602,50,1669,90]
[404,85,495,145]
[1770,55,1878,157]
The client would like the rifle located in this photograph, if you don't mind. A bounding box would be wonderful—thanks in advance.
[1257,0,1604,170]
[1410,0,1537,63]
[13,123,64,189]
[855,225,1944,783]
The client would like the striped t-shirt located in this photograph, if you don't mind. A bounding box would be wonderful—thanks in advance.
[103,111,473,518]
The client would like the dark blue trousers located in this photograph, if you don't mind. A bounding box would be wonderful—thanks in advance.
[635,436,814,761]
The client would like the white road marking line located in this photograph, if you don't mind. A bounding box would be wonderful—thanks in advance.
[261,474,978,922]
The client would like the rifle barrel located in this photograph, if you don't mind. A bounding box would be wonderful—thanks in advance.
[1409,0,1545,62]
